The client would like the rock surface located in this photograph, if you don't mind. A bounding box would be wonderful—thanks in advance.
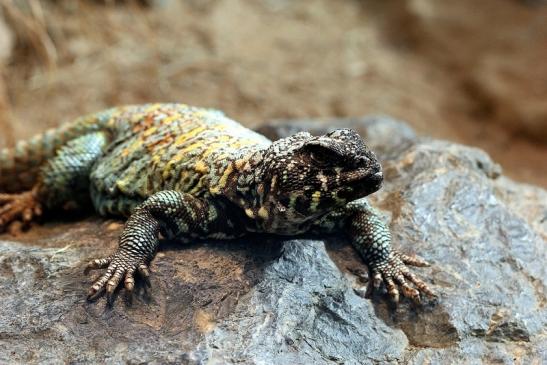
[0,117,546,364]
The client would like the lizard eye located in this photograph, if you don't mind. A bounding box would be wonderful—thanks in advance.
[310,150,330,165]
[308,146,338,166]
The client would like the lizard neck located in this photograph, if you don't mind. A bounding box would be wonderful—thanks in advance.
[217,148,315,233]
[214,148,269,213]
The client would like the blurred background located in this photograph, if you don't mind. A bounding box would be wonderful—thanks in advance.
[0,0,545,186]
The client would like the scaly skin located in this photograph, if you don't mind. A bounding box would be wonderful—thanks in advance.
[0,103,435,305]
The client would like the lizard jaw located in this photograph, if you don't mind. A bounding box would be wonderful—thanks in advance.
[338,168,383,200]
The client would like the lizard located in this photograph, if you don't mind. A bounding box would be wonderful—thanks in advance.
[0,103,435,304]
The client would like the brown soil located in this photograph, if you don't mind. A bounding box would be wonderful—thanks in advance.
[1,0,546,187]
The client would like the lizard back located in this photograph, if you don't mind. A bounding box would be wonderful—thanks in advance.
[90,103,271,203]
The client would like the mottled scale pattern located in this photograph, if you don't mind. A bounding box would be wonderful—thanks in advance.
[89,104,270,214]
[0,107,118,193]
[0,103,435,306]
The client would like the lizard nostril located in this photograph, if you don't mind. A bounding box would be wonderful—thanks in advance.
[356,156,370,166]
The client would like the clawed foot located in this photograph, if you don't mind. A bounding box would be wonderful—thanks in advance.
[359,250,436,304]
[84,251,152,305]
[0,189,42,234]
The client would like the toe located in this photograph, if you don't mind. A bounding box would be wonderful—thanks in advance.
[137,264,151,288]
[0,192,42,233]
[383,274,400,303]
[87,265,117,301]
[402,269,436,298]
[106,267,125,305]
[396,252,430,267]
[33,204,43,217]
[22,207,33,222]
[84,256,113,274]
[0,203,13,216]
[0,194,13,203]
[393,272,421,303]
[124,268,136,301]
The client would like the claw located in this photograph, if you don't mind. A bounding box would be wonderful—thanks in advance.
[87,286,105,301]
[88,281,107,301]
[138,264,151,288]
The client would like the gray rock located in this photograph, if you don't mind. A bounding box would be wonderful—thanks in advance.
[206,240,407,365]
[0,116,545,364]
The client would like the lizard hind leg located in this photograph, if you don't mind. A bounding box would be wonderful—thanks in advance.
[0,187,42,234]
[1,131,109,235]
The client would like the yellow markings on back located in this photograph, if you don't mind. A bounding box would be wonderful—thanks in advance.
[199,135,231,157]
[162,161,175,179]
[218,163,234,189]
[194,160,209,174]
[151,154,161,165]
[145,103,162,113]
[230,139,259,150]
[143,126,158,137]
[245,208,255,219]
[213,123,227,131]
[177,141,205,156]
[162,114,181,125]
[174,125,207,145]
[234,159,246,170]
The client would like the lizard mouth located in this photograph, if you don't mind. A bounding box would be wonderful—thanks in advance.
[343,167,382,184]
[339,167,383,199]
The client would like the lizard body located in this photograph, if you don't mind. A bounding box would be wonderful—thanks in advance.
[0,103,434,304]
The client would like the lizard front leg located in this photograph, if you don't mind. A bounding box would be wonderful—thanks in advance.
[85,191,242,303]
[313,198,435,303]
[344,199,435,303]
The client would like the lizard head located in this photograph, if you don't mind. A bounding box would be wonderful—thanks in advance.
[249,129,383,229]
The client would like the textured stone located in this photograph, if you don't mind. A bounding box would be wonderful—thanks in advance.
[0,116,545,364]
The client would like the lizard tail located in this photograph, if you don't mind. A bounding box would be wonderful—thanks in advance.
[0,109,117,193]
